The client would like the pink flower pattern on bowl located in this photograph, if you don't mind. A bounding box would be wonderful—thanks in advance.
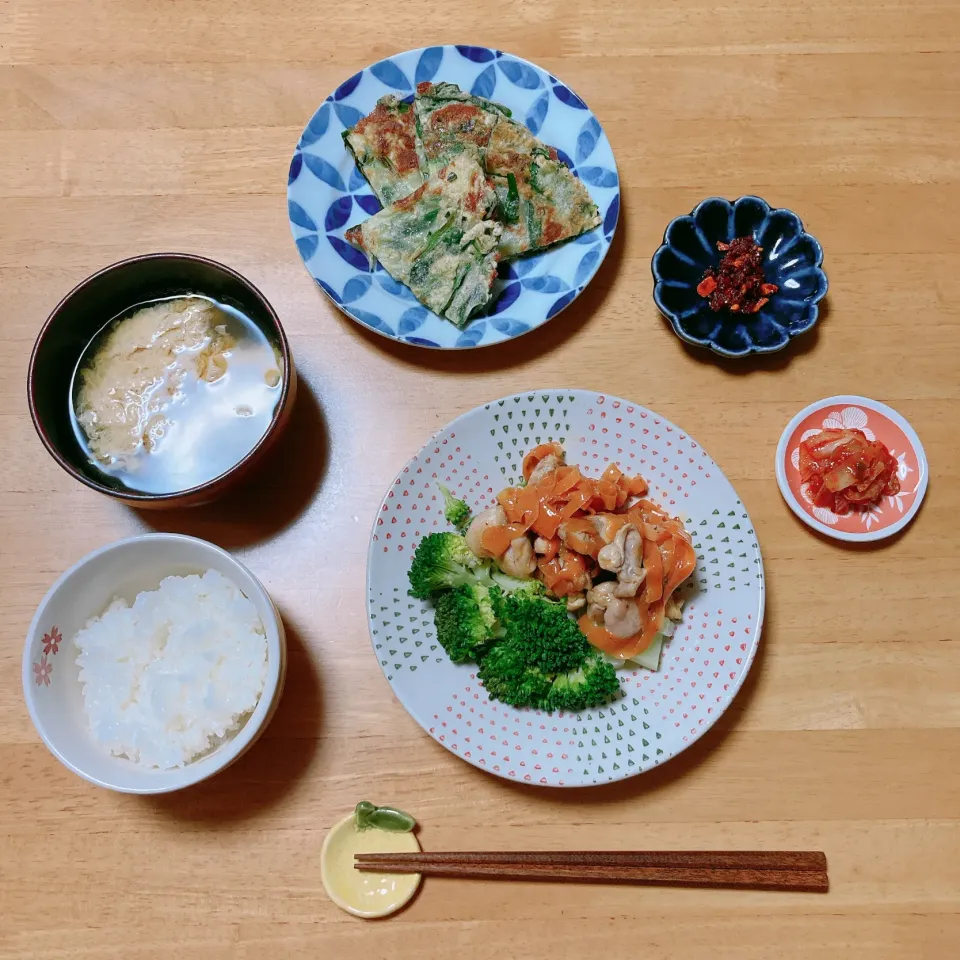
[34,654,53,687]
[34,625,61,686]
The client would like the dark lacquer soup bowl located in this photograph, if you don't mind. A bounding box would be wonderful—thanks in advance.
[652,196,827,358]
[28,253,297,509]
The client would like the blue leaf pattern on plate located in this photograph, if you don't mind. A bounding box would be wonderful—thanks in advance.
[555,148,574,170]
[490,317,530,337]
[470,65,497,99]
[456,323,487,346]
[603,195,620,236]
[525,92,549,136]
[415,47,444,85]
[490,281,521,315]
[552,83,587,109]
[521,275,568,294]
[497,58,542,89]
[398,307,429,334]
[356,194,382,216]
[579,166,619,188]
[295,234,319,261]
[547,291,577,319]
[289,46,620,350]
[352,308,394,334]
[324,195,353,232]
[288,151,303,185]
[574,248,601,287]
[328,235,370,271]
[288,200,317,232]
[317,280,341,304]
[370,59,412,91]
[576,116,601,164]
[348,166,368,191]
[511,256,539,277]
[300,104,330,146]
[334,72,362,101]
[342,275,373,303]
[303,153,347,192]
[377,272,417,299]
[455,45,496,63]
[333,103,363,129]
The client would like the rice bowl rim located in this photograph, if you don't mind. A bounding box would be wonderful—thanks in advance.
[22,533,285,794]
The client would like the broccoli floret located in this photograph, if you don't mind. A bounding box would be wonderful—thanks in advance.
[408,532,491,599]
[477,593,623,711]
[495,593,591,675]
[434,583,500,663]
[490,571,545,596]
[477,640,553,706]
[546,655,621,713]
[438,484,472,534]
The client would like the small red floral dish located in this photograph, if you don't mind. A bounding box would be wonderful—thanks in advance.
[775,395,928,543]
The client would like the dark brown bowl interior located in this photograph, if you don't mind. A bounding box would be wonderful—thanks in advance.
[28,253,296,508]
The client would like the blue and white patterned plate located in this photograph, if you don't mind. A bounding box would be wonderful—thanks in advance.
[288,46,620,349]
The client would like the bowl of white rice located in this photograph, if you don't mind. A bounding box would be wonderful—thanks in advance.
[22,533,286,793]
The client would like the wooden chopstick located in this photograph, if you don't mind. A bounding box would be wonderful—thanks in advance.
[354,851,829,893]
[355,850,827,872]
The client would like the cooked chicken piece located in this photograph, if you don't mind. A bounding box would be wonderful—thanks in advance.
[665,596,685,621]
[465,503,507,559]
[498,535,537,579]
[528,452,564,485]
[588,513,624,544]
[586,581,618,621]
[586,582,641,639]
[597,523,646,598]
[566,593,586,613]
[604,597,642,639]
[533,536,552,555]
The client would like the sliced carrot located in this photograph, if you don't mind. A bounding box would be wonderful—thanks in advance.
[578,614,627,656]
[537,536,560,563]
[553,465,582,495]
[623,473,649,496]
[530,500,563,540]
[480,523,528,557]
[601,463,623,485]
[663,537,697,601]
[560,518,605,558]
[643,537,664,603]
[522,442,564,482]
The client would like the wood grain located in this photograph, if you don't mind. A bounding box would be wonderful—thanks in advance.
[1,1,958,957]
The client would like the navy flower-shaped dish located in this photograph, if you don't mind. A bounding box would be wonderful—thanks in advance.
[652,196,827,358]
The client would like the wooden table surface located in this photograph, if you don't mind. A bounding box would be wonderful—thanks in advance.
[2,2,959,957]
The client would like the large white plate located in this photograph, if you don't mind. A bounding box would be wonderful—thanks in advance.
[367,390,764,786]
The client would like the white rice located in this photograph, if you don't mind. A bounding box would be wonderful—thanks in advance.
[74,569,268,769]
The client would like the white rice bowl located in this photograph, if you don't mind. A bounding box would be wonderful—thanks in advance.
[74,569,268,769]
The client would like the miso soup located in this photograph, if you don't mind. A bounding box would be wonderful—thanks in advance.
[70,295,283,495]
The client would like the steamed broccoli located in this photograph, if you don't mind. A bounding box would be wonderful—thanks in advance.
[478,592,622,712]
[494,592,592,675]
[434,583,500,663]
[476,639,553,706]
[438,484,472,535]
[546,655,621,713]
[408,532,492,599]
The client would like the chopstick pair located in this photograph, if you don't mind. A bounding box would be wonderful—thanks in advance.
[355,850,829,893]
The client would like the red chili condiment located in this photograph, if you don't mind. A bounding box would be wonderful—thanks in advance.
[799,428,901,515]
[697,237,778,314]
